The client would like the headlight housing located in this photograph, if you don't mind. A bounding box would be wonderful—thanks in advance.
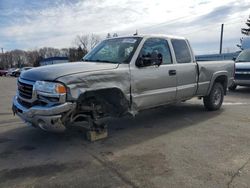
[34,81,66,94]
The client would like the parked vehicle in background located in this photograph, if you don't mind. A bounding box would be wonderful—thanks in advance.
[9,67,33,77]
[10,68,20,77]
[0,69,8,76]
[14,67,33,77]
[229,49,250,90]
[12,35,234,139]
[241,37,250,50]
[6,68,16,76]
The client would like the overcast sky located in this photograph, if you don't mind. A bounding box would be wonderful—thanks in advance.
[0,0,249,54]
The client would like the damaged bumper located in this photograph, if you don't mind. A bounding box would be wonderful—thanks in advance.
[12,96,75,132]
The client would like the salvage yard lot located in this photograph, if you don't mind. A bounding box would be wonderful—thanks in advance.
[0,77,250,188]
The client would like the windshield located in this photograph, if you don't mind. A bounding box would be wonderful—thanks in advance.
[236,50,250,62]
[82,37,142,64]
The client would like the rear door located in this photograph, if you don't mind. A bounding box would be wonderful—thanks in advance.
[171,39,198,100]
[131,37,177,110]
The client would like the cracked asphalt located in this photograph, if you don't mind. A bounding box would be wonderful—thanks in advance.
[0,77,250,188]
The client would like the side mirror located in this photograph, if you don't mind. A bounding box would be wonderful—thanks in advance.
[136,52,163,67]
[135,57,145,67]
[232,57,236,61]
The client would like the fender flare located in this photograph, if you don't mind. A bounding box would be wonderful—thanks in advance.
[206,71,228,96]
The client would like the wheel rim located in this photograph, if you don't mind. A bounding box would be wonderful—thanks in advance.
[213,88,222,106]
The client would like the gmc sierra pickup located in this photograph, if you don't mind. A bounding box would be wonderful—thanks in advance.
[12,35,234,137]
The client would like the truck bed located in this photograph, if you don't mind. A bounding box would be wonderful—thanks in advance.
[196,60,235,96]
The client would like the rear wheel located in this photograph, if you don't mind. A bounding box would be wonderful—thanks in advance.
[203,82,224,111]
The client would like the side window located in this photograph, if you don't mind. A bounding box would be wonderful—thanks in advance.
[171,39,192,63]
[140,38,172,64]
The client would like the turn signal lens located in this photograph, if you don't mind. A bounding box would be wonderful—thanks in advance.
[56,84,66,94]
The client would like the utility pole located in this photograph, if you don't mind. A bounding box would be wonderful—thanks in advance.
[219,24,224,54]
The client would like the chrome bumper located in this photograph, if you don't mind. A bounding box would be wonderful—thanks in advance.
[234,79,250,86]
[12,96,75,132]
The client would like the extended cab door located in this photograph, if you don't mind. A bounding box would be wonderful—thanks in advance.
[170,39,198,101]
[130,38,177,110]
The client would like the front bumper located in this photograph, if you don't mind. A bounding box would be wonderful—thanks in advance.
[234,79,250,86]
[12,96,75,132]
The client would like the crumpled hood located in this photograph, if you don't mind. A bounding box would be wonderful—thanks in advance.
[20,62,119,81]
[235,62,250,70]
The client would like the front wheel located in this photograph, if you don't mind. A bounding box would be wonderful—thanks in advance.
[203,83,224,111]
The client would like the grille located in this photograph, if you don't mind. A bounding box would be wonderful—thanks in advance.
[18,80,33,99]
[17,97,33,108]
[235,74,250,80]
[236,68,250,72]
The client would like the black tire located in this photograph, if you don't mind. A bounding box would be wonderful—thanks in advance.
[203,82,224,111]
[228,84,237,91]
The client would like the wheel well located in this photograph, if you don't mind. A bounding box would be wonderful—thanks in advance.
[77,88,130,117]
[214,75,228,94]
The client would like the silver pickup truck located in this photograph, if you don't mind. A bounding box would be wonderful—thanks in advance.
[12,35,234,137]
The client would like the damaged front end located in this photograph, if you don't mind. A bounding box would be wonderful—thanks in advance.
[12,78,76,132]
[13,72,132,134]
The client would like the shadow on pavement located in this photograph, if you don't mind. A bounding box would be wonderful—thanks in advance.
[0,102,223,156]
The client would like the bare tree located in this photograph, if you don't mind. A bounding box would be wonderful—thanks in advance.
[74,34,101,51]
[90,34,101,49]
[74,35,89,52]
[38,47,61,58]
[60,48,70,57]
[68,46,86,62]
[0,33,102,69]
[26,50,40,67]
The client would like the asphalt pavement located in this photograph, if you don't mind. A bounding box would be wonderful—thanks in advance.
[0,77,250,188]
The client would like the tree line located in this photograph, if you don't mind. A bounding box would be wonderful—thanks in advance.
[0,33,114,69]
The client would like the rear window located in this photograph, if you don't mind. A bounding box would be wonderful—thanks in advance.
[171,39,192,63]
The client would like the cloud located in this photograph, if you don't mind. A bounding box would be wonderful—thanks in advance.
[0,0,250,54]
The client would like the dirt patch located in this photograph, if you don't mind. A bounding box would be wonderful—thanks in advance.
[0,119,21,125]
[0,137,12,144]
[18,145,36,151]
[0,151,13,159]
[112,152,173,187]
[0,161,85,182]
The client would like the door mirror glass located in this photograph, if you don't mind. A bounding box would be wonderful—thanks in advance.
[136,52,163,67]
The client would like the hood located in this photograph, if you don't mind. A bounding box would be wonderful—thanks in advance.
[235,62,250,70]
[20,62,119,81]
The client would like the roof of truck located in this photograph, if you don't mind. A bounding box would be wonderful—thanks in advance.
[111,34,187,40]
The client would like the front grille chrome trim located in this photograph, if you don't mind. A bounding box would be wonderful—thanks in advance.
[17,78,36,104]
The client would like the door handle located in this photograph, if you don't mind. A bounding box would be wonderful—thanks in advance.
[169,70,176,76]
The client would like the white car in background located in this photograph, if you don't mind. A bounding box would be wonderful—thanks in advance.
[229,49,250,90]
[6,68,16,76]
